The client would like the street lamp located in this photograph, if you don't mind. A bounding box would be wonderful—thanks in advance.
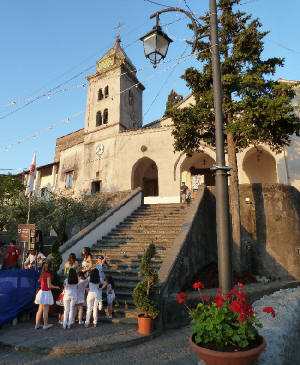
[141,1,233,292]
[140,17,173,68]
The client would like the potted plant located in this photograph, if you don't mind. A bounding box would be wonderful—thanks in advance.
[132,242,159,335]
[177,282,275,365]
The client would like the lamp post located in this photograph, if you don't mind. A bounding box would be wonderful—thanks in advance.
[141,1,233,292]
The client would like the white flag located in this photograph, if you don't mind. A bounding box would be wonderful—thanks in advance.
[25,152,36,197]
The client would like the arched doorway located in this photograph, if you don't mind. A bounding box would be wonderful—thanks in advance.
[132,157,158,197]
[180,152,216,194]
[243,147,277,183]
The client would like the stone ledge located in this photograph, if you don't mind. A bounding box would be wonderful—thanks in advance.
[0,320,161,356]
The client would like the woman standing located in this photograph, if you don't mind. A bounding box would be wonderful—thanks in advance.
[64,253,79,280]
[34,262,60,329]
[85,268,102,328]
[63,268,78,329]
[81,247,92,277]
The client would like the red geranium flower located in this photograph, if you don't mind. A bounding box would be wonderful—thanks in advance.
[193,282,205,289]
[177,292,188,304]
[214,293,224,307]
[263,306,276,318]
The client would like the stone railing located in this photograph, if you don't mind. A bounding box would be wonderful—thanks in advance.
[58,188,143,273]
[157,187,218,328]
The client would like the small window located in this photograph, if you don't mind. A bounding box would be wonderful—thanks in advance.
[103,109,108,124]
[96,111,102,126]
[98,89,103,101]
[129,90,134,105]
[91,181,101,194]
[104,85,109,98]
[65,172,73,188]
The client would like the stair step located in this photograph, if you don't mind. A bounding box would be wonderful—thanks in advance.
[87,202,190,315]
[112,274,144,281]
[97,237,175,244]
[104,268,143,277]
[92,245,169,252]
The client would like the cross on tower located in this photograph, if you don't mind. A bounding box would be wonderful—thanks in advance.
[114,21,124,41]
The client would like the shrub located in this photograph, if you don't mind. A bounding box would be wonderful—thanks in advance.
[132,243,159,318]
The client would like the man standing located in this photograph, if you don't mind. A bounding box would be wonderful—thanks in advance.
[180,182,188,203]
[5,240,21,270]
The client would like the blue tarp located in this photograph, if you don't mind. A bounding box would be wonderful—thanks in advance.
[0,269,40,326]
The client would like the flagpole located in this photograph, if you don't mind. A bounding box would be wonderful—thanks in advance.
[25,152,36,224]
[27,193,31,224]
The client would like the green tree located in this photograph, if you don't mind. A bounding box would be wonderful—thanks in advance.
[164,89,183,115]
[167,0,300,269]
[0,174,24,204]
[1,191,107,244]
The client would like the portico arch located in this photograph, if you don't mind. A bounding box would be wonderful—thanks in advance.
[132,157,158,197]
[243,146,277,183]
[180,152,216,193]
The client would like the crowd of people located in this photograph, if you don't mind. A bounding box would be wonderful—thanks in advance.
[35,247,115,330]
[0,240,46,270]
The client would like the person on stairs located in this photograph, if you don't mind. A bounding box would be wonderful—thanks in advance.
[81,247,92,278]
[64,253,79,280]
[102,275,115,319]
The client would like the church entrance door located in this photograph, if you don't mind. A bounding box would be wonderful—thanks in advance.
[132,157,159,197]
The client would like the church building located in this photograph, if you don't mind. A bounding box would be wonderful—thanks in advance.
[19,38,300,202]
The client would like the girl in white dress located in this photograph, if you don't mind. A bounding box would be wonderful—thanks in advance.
[76,271,88,324]
[35,262,60,330]
[85,268,102,328]
[63,268,78,329]
[102,276,115,319]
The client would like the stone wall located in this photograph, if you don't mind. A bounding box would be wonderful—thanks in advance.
[54,129,84,162]
[205,184,300,280]
[238,184,300,280]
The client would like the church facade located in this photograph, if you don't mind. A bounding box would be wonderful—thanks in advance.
[19,39,300,202]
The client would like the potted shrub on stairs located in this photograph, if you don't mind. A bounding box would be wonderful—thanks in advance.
[133,242,159,335]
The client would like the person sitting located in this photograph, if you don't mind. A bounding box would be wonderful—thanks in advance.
[24,249,46,269]
[5,240,21,270]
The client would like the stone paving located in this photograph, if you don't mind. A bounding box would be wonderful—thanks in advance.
[0,324,199,365]
[0,318,158,356]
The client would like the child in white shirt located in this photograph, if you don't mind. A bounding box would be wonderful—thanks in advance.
[63,268,78,329]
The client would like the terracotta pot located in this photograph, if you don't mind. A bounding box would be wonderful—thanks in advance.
[189,335,266,365]
[137,314,154,335]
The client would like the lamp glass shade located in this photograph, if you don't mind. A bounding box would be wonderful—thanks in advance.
[141,27,172,65]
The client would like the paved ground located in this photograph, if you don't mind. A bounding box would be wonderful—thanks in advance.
[0,325,199,365]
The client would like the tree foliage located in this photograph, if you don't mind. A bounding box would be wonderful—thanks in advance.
[165,89,183,115]
[0,191,108,244]
[132,242,159,317]
[168,0,300,155]
[0,175,24,204]
[166,0,300,268]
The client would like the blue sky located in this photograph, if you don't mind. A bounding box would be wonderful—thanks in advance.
[0,0,299,173]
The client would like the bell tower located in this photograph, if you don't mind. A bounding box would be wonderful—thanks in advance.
[84,37,145,134]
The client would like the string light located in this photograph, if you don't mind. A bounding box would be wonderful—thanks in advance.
[0,43,217,152]
[0,54,194,110]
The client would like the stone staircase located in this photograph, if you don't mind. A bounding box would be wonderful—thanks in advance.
[90,203,189,317]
